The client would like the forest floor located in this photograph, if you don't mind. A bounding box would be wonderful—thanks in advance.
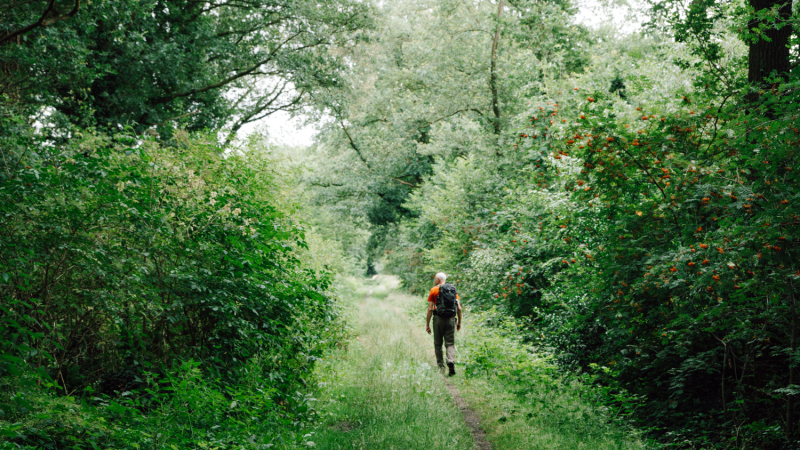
[307,276,652,450]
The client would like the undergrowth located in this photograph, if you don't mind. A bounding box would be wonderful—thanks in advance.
[397,286,659,450]
[0,277,354,450]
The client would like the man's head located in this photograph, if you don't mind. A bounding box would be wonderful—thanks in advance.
[434,272,447,285]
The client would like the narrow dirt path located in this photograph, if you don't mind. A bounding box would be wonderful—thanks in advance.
[310,280,494,450]
[441,378,493,450]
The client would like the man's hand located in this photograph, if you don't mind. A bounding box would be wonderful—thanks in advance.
[426,306,433,335]
[457,322,461,332]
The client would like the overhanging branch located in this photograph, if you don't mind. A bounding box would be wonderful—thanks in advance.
[339,120,371,169]
[150,30,306,105]
[389,177,420,188]
[1,0,81,44]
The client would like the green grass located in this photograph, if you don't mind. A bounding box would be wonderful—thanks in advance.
[310,276,473,450]
[454,377,652,450]
[393,290,656,450]
[316,276,656,450]
[352,274,398,300]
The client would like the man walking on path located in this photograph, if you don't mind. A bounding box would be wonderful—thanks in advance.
[426,272,462,376]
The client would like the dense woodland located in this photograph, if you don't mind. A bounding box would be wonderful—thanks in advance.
[1,0,799,449]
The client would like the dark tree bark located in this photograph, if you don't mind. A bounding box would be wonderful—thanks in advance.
[747,0,793,84]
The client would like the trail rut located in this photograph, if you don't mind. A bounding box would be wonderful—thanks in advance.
[441,377,493,450]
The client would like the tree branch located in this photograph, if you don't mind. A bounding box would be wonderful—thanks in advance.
[1,0,81,44]
[150,30,305,105]
[339,119,371,169]
[224,83,306,145]
[616,144,679,226]
[408,107,485,134]
[308,181,344,187]
[215,19,283,38]
[489,0,504,135]
[389,177,420,188]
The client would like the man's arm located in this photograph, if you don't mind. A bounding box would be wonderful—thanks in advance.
[456,302,463,331]
[426,301,434,334]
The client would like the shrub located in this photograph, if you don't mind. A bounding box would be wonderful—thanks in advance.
[0,127,346,448]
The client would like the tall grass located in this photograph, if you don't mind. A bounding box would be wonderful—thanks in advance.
[308,277,656,449]
[393,278,656,450]
[310,276,474,450]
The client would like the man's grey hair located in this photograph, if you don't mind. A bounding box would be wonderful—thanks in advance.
[434,272,447,283]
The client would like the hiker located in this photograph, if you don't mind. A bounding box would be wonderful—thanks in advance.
[425,272,462,376]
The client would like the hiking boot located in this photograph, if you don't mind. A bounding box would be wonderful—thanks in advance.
[447,362,456,376]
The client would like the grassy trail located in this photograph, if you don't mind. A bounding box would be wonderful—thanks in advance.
[309,277,651,450]
[309,278,475,450]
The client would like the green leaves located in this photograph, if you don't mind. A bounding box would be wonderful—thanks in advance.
[0,125,353,448]
[0,125,336,392]
[2,0,372,135]
[314,0,800,444]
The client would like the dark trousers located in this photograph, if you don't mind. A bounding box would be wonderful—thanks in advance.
[432,314,456,369]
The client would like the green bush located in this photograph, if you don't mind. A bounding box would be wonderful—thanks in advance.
[0,127,348,449]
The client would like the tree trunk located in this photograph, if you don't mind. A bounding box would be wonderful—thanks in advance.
[489,0,504,135]
[747,0,793,85]
[721,343,728,420]
[788,281,797,440]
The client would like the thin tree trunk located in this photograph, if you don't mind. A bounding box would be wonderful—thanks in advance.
[489,0,504,135]
[788,281,797,440]
[722,343,728,420]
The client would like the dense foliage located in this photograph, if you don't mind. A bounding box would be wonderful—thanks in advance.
[1,0,370,137]
[0,1,369,448]
[306,0,588,273]
[3,0,799,447]
[0,126,352,448]
[308,0,800,447]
